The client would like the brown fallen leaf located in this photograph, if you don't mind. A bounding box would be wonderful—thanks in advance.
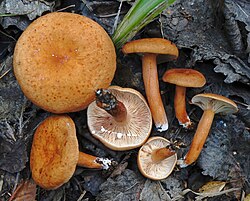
[244,194,250,201]
[9,180,37,201]
[198,181,226,193]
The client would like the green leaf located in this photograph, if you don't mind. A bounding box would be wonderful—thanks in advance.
[112,0,176,49]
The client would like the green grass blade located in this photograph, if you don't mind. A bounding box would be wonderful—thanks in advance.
[112,0,176,49]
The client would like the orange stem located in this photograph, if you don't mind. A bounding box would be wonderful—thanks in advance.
[78,152,103,169]
[174,85,191,128]
[142,53,168,132]
[184,109,215,165]
[151,147,176,163]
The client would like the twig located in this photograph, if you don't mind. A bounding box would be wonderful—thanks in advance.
[77,190,86,201]
[0,30,16,41]
[56,5,76,12]
[11,172,20,194]
[112,0,124,34]
[0,175,3,193]
[0,68,11,80]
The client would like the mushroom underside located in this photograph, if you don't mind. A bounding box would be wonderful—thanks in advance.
[87,88,152,150]
[138,137,177,180]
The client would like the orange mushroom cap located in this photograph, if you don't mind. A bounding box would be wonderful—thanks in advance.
[87,86,152,151]
[122,38,179,59]
[30,115,79,190]
[13,12,116,113]
[163,68,206,88]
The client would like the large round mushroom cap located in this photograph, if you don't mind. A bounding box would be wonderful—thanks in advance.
[122,38,179,59]
[87,86,152,151]
[137,137,177,180]
[30,115,79,190]
[191,93,238,114]
[13,12,116,113]
[163,68,206,87]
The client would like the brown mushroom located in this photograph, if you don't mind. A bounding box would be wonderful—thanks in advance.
[179,93,238,167]
[163,68,206,128]
[122,38,179,132]
[30,115,114,190]
[87,86,152,151]
[137,136,177,180]
[13,12,116,113]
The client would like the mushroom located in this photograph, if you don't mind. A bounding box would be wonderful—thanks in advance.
[122,38,179,132]
[162,68,206,128]
[180,93,238,167]
[87,85,152,151]
[13,12,116,113]
[137,136,177,180]
[30,115,114,190]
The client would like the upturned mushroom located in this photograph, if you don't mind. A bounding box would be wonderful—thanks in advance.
[137,136,177,180]
[180,93,238,167]
[87,86,152,151]
[13,12,116,113]
[122,38,179,132]
[163,68,206,128]
[30,115,115,190]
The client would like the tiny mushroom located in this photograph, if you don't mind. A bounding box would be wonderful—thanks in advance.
[180,93,238,167]
[13,12,116,113]
[122,38,179,132]
[87,86,152,151]
[163,68,206,128]
[30,115,114,190]
[137,136,177,180]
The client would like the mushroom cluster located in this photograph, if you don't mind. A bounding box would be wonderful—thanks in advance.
[120,39,238,177]
[13,11,239,188]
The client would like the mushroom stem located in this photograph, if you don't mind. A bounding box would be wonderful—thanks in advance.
[174,85,192,128]
[96,89,127,122]
[184,109,215,165]
[151,147,176,163]
[142,53,168,132]
[78,152,112,170]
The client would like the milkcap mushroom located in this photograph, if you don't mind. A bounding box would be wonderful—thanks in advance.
[137,136,177,180]
[163,68,206,128]
[122,38,179,132]
[87,86,152,151]
[180,93,238,167]
[13,12,116,113]
[30,115,114,190]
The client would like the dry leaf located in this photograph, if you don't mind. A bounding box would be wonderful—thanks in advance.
[9,180,37,201]
[198,181,226,193]
[245,194,250,201]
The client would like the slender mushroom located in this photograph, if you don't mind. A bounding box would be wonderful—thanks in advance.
[13,12,116,113]
[162,68,206,128]
[180,93,238,167]
[137,136,177,180]
[87,86,152,151]
[122,38,179,132]
[30,115,114,190]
